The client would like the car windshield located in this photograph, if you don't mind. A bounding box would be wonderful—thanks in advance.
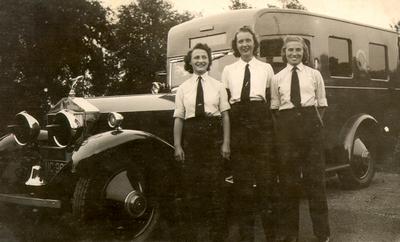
[169,51,236,88]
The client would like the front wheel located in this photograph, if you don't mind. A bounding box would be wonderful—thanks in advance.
[337,126,376,189]
[73,168,159,241]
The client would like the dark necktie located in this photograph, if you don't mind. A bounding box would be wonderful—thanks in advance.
[290,66,301,108]
[241,64,250,103]
[195,76,205,117]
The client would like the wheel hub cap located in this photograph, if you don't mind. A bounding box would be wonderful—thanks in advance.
[124,191,147,218]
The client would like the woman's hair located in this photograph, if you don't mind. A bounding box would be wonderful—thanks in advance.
[231,25,259,58]
[184,43,212,73]
[280,35,309,64]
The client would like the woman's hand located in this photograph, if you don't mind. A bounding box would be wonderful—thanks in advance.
[174,145,185,162]
[173,118,185,163]
[221,142,231,160]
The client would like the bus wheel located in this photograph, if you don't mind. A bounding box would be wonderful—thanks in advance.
[337,126,376,189]
[73,168,159,241]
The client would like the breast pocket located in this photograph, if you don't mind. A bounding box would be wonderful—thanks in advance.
[205,92,220,111]
[183,95,195,111]
[278,82,289,100]
[302,73,316,94]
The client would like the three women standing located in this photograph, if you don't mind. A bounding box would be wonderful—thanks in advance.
[173,33,330,242]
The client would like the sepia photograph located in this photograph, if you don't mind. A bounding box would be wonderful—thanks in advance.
[0,0,400,241]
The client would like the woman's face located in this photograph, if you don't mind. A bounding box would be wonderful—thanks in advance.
[285,41,304,66]
[190,48,209,75]
[236,31,254,60]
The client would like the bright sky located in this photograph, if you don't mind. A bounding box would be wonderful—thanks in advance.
[101,0,400,29]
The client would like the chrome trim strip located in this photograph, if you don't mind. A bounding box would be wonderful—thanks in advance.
[0,194,61,208]
[370,78,389,82]
[325,85,388,90]
[329,75,354,80]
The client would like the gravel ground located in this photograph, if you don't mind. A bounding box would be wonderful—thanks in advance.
[0,172,399,242]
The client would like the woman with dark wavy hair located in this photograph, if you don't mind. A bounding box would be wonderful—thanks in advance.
[173,43,231,241]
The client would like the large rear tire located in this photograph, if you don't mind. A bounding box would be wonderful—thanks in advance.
[337,124,376,189]
[73,167,159,241]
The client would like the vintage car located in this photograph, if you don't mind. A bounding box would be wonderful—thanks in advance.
[0,76,177,240]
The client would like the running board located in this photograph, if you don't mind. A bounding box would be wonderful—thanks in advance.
[0,193,61,208]
[325,164,351,172]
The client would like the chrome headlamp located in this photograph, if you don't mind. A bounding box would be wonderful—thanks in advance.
[8,111,40,146]
[108,112,123,130]
[48,110,83,147]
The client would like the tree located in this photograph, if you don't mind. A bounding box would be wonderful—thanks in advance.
[112,0,193,94]
[229,0,252,10]
[390,20,400,33]
[279,0,307,10]
[267,4,279,8]
[0,0,116,122]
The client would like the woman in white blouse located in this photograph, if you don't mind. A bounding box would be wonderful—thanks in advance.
[173,43,230,242]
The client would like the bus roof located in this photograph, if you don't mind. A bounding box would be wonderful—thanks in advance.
[167,8,397,58]
[167,9,258,58]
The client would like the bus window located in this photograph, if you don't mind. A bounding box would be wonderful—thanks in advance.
[260,38,284,73]
[369,43,388,80]
[208,52,237,81]
[169,59,191,88]
[169,51,236,88]
[260,37,311,73]
[190,33,227,49]
[328,37,352,78]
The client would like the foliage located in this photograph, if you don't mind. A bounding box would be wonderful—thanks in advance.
[279,0,307,10]
[0,0,116,122]
[111,0,193,94]
[267,4,279,8]
[0,0,193,131]
[229,0,252,10]
[390,20,400,32]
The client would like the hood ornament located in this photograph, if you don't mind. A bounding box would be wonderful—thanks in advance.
[69,76,84,97]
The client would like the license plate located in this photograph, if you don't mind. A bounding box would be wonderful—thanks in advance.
[42,160,67,176]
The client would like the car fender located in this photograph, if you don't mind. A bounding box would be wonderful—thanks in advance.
[339,113,378,162]
[0,134,20,153]
[71,129,174,172]
[0,130,48,153]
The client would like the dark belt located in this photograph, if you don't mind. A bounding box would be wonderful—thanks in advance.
[185,116,221,128]
[185,116,221,122]
[278,106,321,122]
[232,100,265,106]
[279,106,315,113]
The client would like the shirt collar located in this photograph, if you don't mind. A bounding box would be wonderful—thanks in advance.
[238,57,256,67]
[192,72,209,82]
[286,62,305,72]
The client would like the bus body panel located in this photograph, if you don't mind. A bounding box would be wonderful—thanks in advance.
[166,8,400,170]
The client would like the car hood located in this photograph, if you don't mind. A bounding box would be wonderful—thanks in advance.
[49,93,175,115]
[84,93,176,114]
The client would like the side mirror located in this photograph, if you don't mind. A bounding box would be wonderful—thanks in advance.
[151,71,168,94]
[151,82,166,94]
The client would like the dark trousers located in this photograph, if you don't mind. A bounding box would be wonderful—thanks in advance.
[175,117,228,242]
[230,102,277,242]
[276,107,330,239]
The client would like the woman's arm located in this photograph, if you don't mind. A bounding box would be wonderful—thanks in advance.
[221,110,231,160]
[173,117,185,162]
